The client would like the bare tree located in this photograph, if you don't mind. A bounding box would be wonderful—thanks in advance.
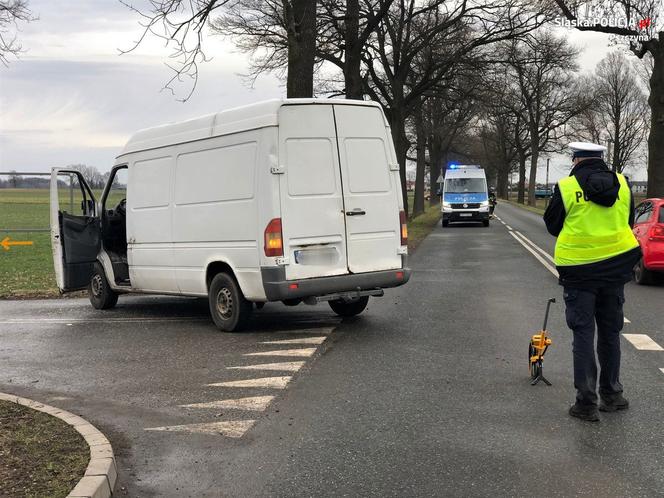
[68,164,106,190]
[364,0,545,215]
[214,0,393,99]
[0,0,34,65]
[551,0,664,196]
[595,51,649,173]
[505,30,589,206]
[122,0,318,99]
[425,73,481,206]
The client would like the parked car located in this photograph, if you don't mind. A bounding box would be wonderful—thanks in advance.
[50,99,411,331]
[534,187,553,199]
[632,198,664,284]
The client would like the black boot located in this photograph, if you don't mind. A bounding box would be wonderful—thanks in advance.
[599,394,629,412]
[569,403,600,422]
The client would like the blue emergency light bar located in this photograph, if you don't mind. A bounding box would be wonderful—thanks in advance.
[448,164,481,169]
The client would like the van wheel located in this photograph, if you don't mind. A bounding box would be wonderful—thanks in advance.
[209,273,252,331]
[88,262,118,310]
[328,296,369,317]
[483,220,490,227]
[634,258,654,285]
[442,219,449,227]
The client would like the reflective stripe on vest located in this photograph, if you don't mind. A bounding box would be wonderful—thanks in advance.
[554,173,639,267]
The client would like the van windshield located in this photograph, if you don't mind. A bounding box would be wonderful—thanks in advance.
[445,178,485,193]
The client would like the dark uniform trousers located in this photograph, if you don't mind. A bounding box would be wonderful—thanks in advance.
[563,284,625,406]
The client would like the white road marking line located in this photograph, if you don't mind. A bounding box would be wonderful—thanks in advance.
[208,377,292,389]
[180,396,274,411]
[244,348,316,358]
[258,326,336,335]
[261,336,327,345]
[660,368,664,375]
[145,420,255,438]
[508,231,559,277]
[511,230,633,324]
[227,361,305,372]
[622,334,664,351]
[0,317,208,324]
[513,231,555,263]
[505,225,513,231]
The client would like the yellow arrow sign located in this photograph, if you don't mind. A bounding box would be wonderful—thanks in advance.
[1,236,34,251]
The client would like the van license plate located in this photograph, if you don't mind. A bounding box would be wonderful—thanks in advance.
[460,213,472,217]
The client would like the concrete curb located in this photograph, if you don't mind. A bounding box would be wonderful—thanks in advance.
[0,392,116,498]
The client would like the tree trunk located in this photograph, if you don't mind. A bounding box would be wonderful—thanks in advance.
[517,152,526,204]
[286,0,317,98]
[413,103,426,217]
[388,109,410,217]
[647,41,664,197]
[497,165,509,199]
[428,137,442,206]
[343,0,363,100]
[527,146,539,207]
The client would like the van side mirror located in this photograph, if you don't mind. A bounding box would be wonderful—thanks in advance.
[81,199,96,217]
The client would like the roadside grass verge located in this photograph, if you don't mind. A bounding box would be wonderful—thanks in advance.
[408,203,441,252]
[0,400,88,498]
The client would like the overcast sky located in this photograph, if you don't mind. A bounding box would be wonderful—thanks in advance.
[0,0,647,182]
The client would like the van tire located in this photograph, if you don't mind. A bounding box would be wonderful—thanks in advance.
[328,296,369,317]
[88,262,118,310]
[209,272,252,331]
[483,220,490,227]
[442,219,449,227]
[634,258,654,285]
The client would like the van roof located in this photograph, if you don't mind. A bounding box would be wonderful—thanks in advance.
[117,98,385,158]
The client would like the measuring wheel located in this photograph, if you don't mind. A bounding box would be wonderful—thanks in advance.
[529,343,540,379]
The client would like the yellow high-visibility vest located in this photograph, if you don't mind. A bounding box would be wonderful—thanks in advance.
[554,173,639,267]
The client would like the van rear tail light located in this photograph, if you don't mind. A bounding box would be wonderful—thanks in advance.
[649,224,664,242]
[399,210,408,246]
[264,218,284,257]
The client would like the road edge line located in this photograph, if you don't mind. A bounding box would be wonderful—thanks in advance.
[0,392,116,498]
[508,231,559,277]
[513,231,555,263]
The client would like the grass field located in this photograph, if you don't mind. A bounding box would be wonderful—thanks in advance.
[1,189,58,298]
[0,188,440,298]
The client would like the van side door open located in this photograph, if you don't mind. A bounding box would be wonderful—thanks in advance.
[50,169,100,292]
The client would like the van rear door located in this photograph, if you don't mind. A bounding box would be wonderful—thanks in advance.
[333,104,402,273]
[277,105,349,280]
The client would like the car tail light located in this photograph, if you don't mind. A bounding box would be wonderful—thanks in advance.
[264,218,283,257]
[649,224,664,242]
[399,210,408,246]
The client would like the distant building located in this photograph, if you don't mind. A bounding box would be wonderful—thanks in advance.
[630,181,647,194]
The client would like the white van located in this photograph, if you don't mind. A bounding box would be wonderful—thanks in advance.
[440,165,490,227]
[50,99,411,331]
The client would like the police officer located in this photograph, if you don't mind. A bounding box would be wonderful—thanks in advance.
[544,142,641,422]
[488,187,497,217]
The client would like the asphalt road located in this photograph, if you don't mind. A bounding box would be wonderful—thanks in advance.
[1,203,663,497]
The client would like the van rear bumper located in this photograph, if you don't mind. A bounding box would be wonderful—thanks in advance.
[261,264,411,301]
